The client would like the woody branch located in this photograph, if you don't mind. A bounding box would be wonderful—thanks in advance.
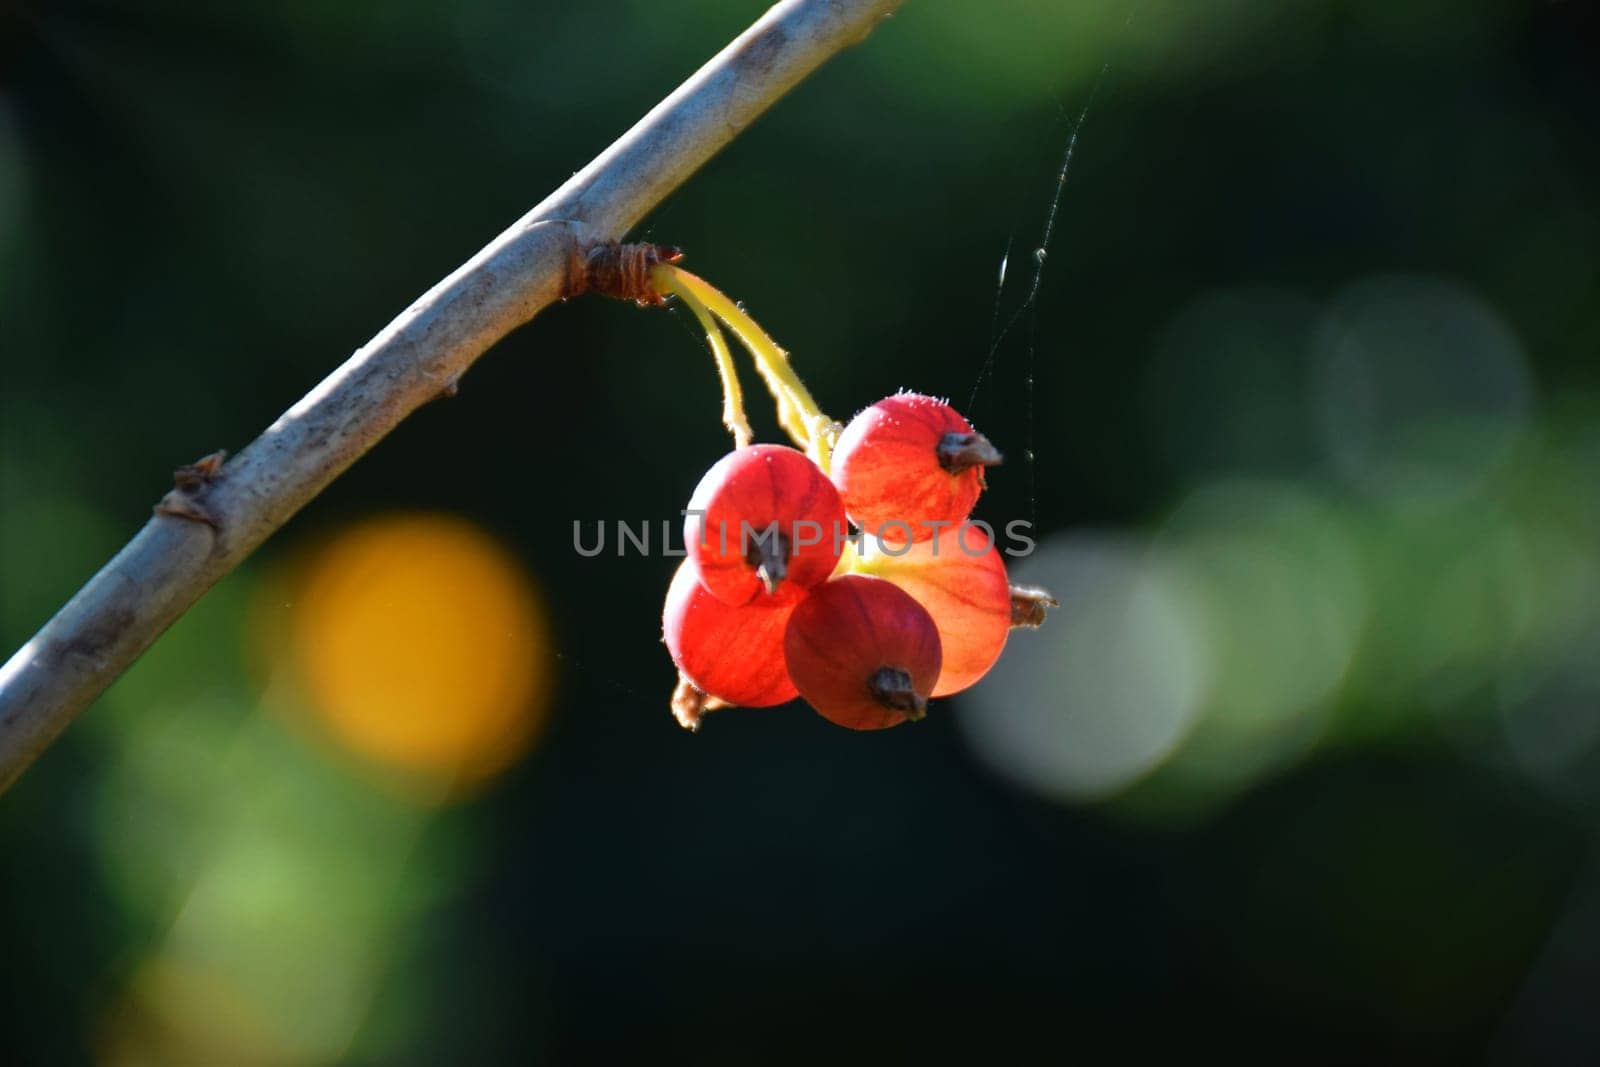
[0,0,905,794]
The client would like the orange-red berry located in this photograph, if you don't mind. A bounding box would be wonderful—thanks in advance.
[663,558,797,707]
[855,526,1011,697]
[684,445,845,606]
[829,393,1000,545]
[783,574,942,731]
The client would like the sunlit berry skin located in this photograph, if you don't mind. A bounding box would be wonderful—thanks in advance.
[684,444,845,606]
[663,558,798,707]
[854,526,1011,697]
[830,393,1001,546]
[783,574,943,731]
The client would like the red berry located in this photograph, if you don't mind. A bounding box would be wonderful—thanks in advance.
[663,558,797,707]
[854,526,1011,697]
[684,444,845,606]
[830,393,1001,545]
[783,574,943,731]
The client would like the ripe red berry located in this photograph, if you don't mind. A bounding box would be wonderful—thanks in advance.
[854,526,1011,697]
[830,393,1001,546]
[662,558,797,708]
[783,574,943,731]
[684,444,845,606]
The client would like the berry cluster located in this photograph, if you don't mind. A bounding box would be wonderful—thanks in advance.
[579,244,1056,732]
[665,393,1041,732]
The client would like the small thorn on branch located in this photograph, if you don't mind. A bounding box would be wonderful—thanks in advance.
[671,673,730,732]
[172,450,227,491]
[1009,584,1058,629]
[154,450,227,529]
[574,241,684,306]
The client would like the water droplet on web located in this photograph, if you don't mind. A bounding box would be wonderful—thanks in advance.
[1034,248,1048,264]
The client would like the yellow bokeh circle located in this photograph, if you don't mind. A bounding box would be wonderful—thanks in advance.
[286,513,551,790]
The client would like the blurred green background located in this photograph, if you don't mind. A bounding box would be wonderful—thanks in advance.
[3,0,1599,1062]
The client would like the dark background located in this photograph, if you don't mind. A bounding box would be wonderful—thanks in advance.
[3,0,1599,1062]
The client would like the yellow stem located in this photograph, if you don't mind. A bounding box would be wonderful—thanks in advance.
[749,355,814,448]
[651,265,752,449]
[651,264,828,454]
[808,414,838,473]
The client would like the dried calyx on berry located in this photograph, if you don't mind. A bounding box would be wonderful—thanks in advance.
[670,675,731,733]
[866,667,927,722]
[744,529,789,596]
[1008,584,1060,629]
[935,431,1003,475]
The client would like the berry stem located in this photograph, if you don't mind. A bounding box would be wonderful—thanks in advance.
[652,266,753,448]
[650,263,835,465]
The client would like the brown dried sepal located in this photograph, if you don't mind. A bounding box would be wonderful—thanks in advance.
[867,666,927,722]
[671,673,732,732]
[574,241,683,306]
[744,530,791,596]
[1009,584,1058,629]
[935,431,1003,475]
